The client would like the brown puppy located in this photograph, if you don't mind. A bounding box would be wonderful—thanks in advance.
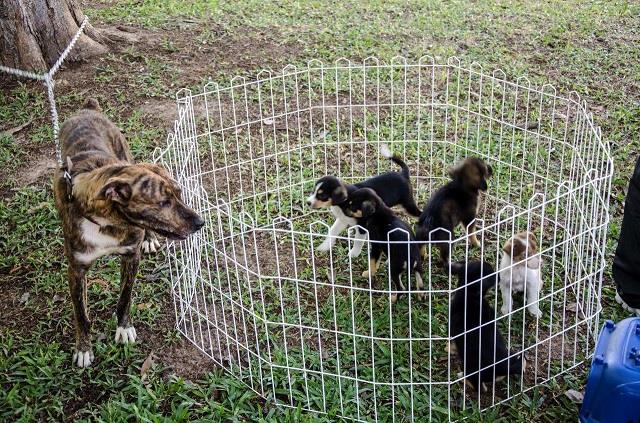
[53,99,204,368]
[415,157,492,266]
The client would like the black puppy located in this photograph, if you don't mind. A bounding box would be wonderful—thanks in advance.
[416,157,492,266]
[450,260,525,393]
[343,187,423,303]
[307,144,421,258]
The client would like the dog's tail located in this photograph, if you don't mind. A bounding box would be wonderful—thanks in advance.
[380,143,410,180]
[83,98,102,111]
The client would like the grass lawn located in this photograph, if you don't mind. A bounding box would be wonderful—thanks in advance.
[1,0,639,421]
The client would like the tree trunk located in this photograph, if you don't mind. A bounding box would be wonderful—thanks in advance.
[0,0,107,72]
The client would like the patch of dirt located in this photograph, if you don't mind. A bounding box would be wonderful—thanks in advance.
[14,153,57,188]
[138,99,179,126]
[159,335,216,381]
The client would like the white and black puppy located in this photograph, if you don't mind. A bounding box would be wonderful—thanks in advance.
[498,231,543,318]
[450,260,525,393]
[307,144,421,257]
[343,187,423,303]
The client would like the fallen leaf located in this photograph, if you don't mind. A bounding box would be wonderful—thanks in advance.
[141,352,155,377]
[19,292,30,304]
[564,389,584,403]
[1,118,33,137]
[52,294,64,302]
[137,303,152,310]
[263,117,274,125]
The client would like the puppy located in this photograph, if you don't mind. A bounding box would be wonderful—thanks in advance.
[415,157,492,266]
[53,99,204,368]
[343,188,423,303]
[307,144,421,257]
[450,261,525,392]
[499,232,543,318]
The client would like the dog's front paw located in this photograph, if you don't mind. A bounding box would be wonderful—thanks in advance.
[73,349,94,368]
[348,247,362,258]
[142,233,161,254]
[528,307,542,319]
[361,270,371,278]
[317,239,332,252]
[501,305,510,316]
[115,326,137,344]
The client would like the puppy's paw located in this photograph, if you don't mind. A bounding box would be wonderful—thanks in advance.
[390,294,398,304]
[501,305,510,316]
[115,326,137,344]
[348,247,362,258]
[528,308,542,319]
[361,270,371,278]
[317,239,332,252]
[73,349,94,368]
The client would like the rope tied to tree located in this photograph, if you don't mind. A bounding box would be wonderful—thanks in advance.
[0,17,90,167]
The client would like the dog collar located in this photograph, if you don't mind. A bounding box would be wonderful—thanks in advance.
[61,167,101,227]
[63,170,73,201]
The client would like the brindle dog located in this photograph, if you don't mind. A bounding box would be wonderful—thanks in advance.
[53,99,204,368]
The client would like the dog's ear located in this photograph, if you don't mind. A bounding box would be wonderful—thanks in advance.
[503,238,526,257]
[361,200,376,217]
[526,232,538,251]
[448,161,465,180]
[97,178,132,204]
[486,164,493,177]
[331,185,348,204]
[139,163,181,194]
[449,261,464,276]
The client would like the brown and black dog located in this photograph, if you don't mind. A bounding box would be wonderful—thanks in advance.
[53,99,204,368]
[415,157,492,267]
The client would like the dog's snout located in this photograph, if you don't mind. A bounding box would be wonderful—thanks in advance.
[193,215,205,230]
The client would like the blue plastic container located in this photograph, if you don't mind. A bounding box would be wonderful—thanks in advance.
[580,317,640,422]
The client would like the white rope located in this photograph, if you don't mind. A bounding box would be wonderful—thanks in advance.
[0,17,90,167]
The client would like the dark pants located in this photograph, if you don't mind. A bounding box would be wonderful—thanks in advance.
[613,155,640,308]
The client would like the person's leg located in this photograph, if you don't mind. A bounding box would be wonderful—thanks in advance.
[613,155,640,315]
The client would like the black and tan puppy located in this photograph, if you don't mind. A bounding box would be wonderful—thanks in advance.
[415,157,492,266]
[53,99,204,368]
[343,187,423,303]
[307,144,421,257]
[450,261,524,393]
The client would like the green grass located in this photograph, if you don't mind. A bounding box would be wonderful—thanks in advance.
[1,0,639,421]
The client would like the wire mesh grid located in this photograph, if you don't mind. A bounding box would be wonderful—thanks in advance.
[154,57,612,421]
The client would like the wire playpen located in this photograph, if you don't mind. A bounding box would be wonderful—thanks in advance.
[154,57,612,421]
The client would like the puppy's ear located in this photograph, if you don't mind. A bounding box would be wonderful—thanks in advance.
[450,261,464,276]
[502,239,513,255]
[97,178,132,204]
[504,237,526,258]
[486,164,493,177]
[361,200,376,216]
[331,185,348,204]
[448,161,465,180]
[527,232,538,252]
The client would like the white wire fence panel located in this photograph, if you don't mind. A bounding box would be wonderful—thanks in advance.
[154,57,612,422]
